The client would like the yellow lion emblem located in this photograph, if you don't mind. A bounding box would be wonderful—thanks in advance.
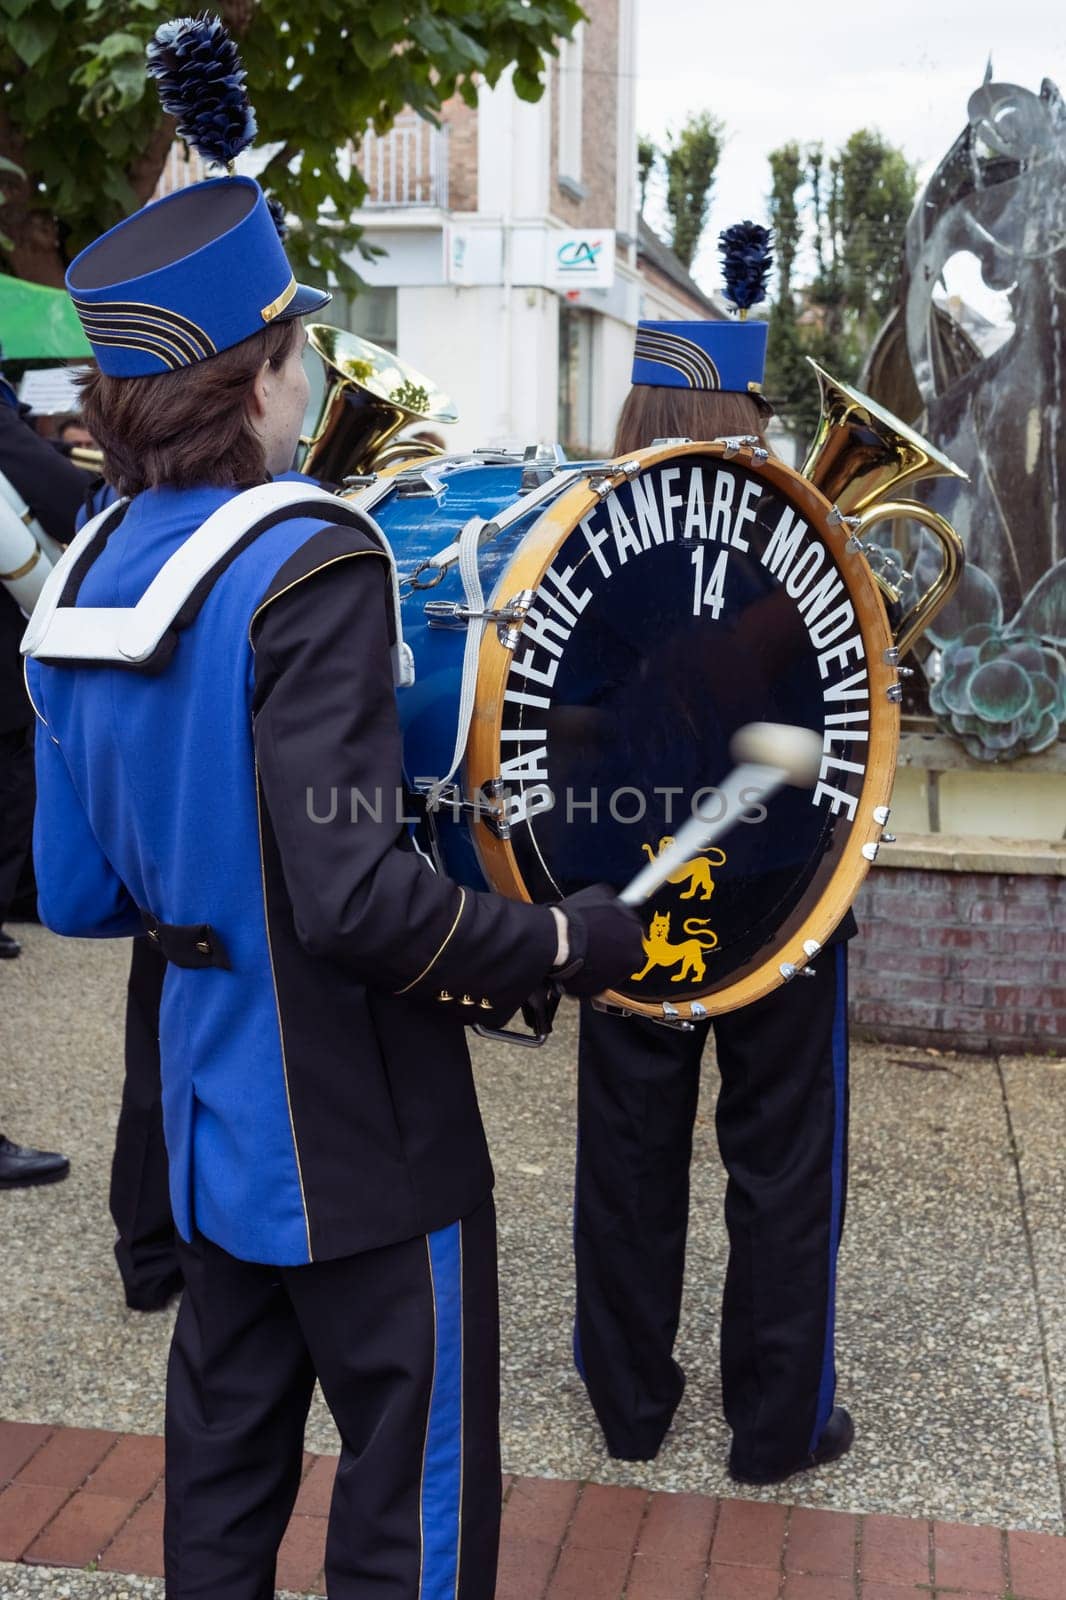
[640,839,726,902]
[632,911,719,984]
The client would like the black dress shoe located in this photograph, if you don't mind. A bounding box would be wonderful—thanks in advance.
[0,1135,70,1189]
[0,930,21,959]
[728,1406,855,1486]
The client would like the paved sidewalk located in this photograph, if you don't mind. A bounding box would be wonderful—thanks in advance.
[2,926,1065,1600]
[1,1423,1065,1599]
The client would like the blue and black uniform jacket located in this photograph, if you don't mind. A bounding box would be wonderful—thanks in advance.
[27,484,557,1267]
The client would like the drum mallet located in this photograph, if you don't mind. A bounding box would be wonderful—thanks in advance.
[618,722,824,907]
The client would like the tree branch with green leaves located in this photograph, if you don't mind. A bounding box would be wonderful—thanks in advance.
[0,0,584,288]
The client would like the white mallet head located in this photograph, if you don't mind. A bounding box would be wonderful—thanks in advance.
[729,721,823,787]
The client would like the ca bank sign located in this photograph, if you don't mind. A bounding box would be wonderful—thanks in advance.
[549,229,616,290]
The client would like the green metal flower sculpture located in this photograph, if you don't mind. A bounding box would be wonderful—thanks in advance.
[929,624,1066,760]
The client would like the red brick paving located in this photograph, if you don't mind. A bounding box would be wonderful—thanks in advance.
[0,1421,53,1483]
[932,1520,1006,1591]
[860,1512,932,1587]
[1,1419,1064,1596]
[86,1432,165,1500]
[0,1481,70,1561]
[785,1505,858,1575]
[1006,1528,1066,1600]
[12,1425,116,1489]
[24,1489,136,1566]
[711,1497,789,1567]
[705,1567,781,1598]
[97,1495,165,1577]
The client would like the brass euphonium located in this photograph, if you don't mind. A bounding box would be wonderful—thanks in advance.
[800,358,967,656]
[300,324,458,482]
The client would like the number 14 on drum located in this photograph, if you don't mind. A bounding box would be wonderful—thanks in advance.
[690,546,730,618]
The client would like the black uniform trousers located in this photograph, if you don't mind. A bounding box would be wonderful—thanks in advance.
[110,937,182,1307]
[0,724,35,926]
[166,1195,500,1599]
[574,943,849,1477]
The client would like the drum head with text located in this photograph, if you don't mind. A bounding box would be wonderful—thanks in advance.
[468,443,899,1017]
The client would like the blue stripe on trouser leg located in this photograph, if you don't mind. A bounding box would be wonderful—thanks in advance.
[572,1126,587,1381]
[808,943,848,1451]
[421,1220,463,1599]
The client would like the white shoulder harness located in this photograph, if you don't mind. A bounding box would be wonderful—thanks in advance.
[21,481,414,688]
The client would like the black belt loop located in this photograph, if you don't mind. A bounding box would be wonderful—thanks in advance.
[141,912,231,970]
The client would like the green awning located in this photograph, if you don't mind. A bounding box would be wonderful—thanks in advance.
[0,273,92,361]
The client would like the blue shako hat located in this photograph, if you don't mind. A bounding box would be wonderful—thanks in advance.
[66,177,329,377]
[65,14,329,378]
[632,220,773,395]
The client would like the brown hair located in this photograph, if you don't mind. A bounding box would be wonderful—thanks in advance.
[78,318,301,496]
[613,384,773,455]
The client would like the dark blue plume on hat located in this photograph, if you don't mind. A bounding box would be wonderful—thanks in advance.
[265,195,288,241]
[147,14,257,169]
[718,221,774,312]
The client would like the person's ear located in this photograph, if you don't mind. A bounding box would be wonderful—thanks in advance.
[250,359,273,421]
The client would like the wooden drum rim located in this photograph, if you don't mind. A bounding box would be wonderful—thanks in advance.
[466,441,899,1018]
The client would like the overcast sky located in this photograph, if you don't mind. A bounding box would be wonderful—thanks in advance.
[635,0,1066,315]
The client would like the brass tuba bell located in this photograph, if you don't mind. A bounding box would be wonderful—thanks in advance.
[800,359,967,657]
[300,324,458,482]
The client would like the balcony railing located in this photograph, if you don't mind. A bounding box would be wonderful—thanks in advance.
[358,116,449,210]
[150,115,449,212]
[152,144,209,200]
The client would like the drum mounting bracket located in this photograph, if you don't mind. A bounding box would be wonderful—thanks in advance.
[423,587,535,648]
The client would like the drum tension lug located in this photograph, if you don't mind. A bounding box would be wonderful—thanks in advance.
[415,780,510,838]
[886,684,904,703]
[395,470,446,499]
[659,1003,695,1032]
[716,434,767,461]
[498,588,535,649]
[828,506,862,531]
[423,589,534,645]
[478,778,513,840]
[586,459,642,499]
[521,442,566,491]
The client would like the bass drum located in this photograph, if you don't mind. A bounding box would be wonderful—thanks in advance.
[356,441,900,1019]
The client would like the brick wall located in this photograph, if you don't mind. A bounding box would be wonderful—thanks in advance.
[849,866,1065,1054]
[445,93,479,213]
[550,0,620,228]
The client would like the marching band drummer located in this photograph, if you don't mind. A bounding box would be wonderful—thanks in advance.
[572,224,858,1484]
[22,23,643,1596]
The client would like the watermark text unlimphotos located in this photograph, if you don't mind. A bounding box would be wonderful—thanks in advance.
[304,784,769,827]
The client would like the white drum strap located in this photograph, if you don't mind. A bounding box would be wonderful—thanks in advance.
[22,484,414,689]
[423,514,489,808]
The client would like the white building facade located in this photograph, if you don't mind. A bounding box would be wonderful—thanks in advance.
[337,0,717,456]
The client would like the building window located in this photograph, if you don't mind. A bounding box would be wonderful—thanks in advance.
[558,304,595,456]
[557,24,585,197]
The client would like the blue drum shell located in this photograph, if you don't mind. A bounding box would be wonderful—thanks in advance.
[370,460,563,888]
